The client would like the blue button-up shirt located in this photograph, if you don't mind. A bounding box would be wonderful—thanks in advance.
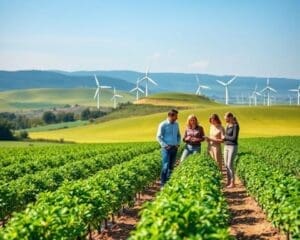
[157,119,181,148]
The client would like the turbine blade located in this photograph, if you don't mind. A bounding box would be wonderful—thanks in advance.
[94,75,100,87]
[289,89,298,92]
[227,75,237,85]
[269,87,277,93]
[94,88,100,99]
[216,80,226,86]
[200,85,210,89]
[115,94,123,98]
[137,87,144,93]
[100,86,111,89]
[195,75,199,84]
[139,77,146,83]
[130,87,138,92]
[147,77,158,86]
[261,87,267,92]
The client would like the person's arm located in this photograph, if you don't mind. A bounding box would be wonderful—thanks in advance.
[199,127,206,142]
[157,122,168,148]
[182,129,188,142]
[207,127,224,143]
[177,124,181,146]
[224,125,239,141]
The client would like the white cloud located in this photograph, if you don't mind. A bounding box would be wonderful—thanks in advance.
[188,60,210,72]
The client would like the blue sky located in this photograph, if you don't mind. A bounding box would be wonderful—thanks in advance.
[0,0,299,78]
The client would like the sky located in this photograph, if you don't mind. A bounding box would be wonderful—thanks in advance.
[0,0,299,78]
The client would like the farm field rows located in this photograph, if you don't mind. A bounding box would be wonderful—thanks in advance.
[237,136,300,239]
[0,136,299,239]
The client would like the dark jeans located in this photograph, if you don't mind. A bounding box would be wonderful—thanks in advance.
[161,147,178,186]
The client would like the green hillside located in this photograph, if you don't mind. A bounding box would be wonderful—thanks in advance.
[30,105,300,143]
[137,92,218,107]
[0,88,135,111]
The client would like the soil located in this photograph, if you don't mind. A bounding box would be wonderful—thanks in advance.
[222,169,285,240]
[91,181,161,240]
[89,169,286,240]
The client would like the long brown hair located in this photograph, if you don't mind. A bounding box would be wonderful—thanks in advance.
[225,112,239,125]
[209,114,222,125]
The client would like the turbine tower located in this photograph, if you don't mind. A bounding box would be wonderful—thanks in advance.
[195,75,210,95]
[261,78,277,106]
[139,67,158,97]
[289,83,300,105]
[111,87,123,109]
[130,78,144,101]
[288,95,292,105]
[94,75,111,109]
[251,85,262,106]
[216,75,237,105]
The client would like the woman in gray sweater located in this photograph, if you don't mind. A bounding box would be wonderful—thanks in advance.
[222,112,240,188]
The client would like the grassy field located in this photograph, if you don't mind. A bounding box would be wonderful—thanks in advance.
[137,92,218,107]
[0,88,135,111]
[30,105,300,143]
[25,120,89,132]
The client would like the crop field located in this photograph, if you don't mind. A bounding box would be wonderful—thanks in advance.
[0,136,299,239]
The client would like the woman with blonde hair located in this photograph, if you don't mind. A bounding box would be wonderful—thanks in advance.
[180,114,205,161]
[222,112,240,188]
[206,114,225,170]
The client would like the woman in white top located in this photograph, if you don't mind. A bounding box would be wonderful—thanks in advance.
[206,114,225,170]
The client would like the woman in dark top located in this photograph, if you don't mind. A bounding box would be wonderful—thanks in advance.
[222,112,240,188]
[180,114,205,162]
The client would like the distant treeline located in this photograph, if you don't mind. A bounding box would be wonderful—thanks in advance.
[0,108,107,140]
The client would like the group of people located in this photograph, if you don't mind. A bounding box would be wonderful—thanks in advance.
[157,109,240,188]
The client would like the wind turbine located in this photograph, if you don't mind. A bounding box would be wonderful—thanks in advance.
[288,95,292,105]
[195,75,210,95]
[251,85,262,106]
[111,87,123,109]
[261,78,277,106]
[139,67,158,97]
[248,94,253,106]
[289,83,300,105]
[130,78,144,101]
[216,75,237,105]
[94,75,111,109]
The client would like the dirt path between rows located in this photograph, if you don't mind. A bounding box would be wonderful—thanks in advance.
[222,170,285,240]
[89,168,285,240]
[92,181,161,240]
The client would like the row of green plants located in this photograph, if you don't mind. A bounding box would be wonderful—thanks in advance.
[0,143,139,182]
[236,150,300,239]
[130,154,232,240]
[0,144,158,223]
[240,136,300,177]
[0,150,161,239]
[0,142,139,169]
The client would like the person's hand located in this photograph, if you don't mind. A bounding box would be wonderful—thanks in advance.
[221,136,225,140]
[185,136,191,141]
[165,145,171,150]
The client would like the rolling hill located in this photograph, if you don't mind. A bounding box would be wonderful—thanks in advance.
[0,88,135,111]
[137,92,219,107]
[1,70,299,104]
[29,92,300,142]
[0,70,135,91]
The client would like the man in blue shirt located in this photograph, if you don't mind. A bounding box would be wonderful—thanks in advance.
[157,109,181,186]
